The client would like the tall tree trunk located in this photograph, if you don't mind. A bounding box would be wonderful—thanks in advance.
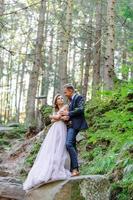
[53,29,60,99]
[41,1,49,96]
[82,15,93,100]
[92,0,102,98]
[15,62,20,122]
[6,68,10,122]
[0,0,4,80]
[103,0,116,90]
[58,0,73,93]
[0,78,3,121]
[43,28,54,103]
[130,65,133,80]
[121,29,129,80]
[5,51,12,122]
[71,46,76,87]
[80,43,85,95]
[0,0,4,14]
[16,32,31,123]
[26,0,46,127]
[122,50,128,80]
[9,57,13,120]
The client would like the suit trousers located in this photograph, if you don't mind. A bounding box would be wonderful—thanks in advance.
[66,128,79,171]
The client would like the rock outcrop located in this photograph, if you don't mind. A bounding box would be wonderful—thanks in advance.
[0,176,25,200]
[0,129,46,178]
[26,175,110,200]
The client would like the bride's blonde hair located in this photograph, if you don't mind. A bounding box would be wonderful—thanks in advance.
[53,94,61,112]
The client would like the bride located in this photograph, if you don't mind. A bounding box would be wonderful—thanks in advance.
[23,94,71,191]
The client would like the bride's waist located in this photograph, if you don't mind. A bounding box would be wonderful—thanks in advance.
[53,120,66,124]
[55,120,64,123]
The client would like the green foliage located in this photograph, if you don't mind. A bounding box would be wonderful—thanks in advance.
[8,125,27,139]
[0,125,26,150]
[80,82,133,199]
[41,105,53,116]
[81,152,116,175]
[129,39,133,51]
[41,105,53,126]
[117,0,133,22]
[0,138,11,150]
[25,141,41,167]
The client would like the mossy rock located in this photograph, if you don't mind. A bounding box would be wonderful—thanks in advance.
[26,175,110,200]
[0,138,10,146]
[25,141,42,167]
[40,105,53,126]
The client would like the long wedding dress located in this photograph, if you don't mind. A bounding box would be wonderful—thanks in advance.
[23,107,71,191]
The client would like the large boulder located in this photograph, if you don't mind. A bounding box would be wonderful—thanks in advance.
[0,127,13,134]
[0,176,25,200]
[7,123,20,127]
[26,175,110,200]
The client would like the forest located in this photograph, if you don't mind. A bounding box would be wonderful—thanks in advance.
[0,0,132,125]
[0,0,133,200]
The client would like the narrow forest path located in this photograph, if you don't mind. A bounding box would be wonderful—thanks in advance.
[0,127,46,199]
[0,127,87,199]
[0,131,43,178]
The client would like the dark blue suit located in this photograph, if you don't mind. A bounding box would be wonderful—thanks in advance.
[69,94,88,130]
[66,94,88,171]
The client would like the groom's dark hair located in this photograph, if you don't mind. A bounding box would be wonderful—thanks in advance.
[64,84,75,91]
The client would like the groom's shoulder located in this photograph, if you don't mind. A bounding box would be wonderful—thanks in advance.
[75,93,84,101]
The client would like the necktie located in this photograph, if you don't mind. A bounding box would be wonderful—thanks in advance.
[70,97,72,102]
[69,97,72,109]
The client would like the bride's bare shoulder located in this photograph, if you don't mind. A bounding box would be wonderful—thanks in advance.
[63,104,69,110]
[59,105,69,112]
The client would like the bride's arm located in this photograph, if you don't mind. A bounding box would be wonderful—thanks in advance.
[60,105,69,121]
[49,113,61,122]
[49,105,69,122]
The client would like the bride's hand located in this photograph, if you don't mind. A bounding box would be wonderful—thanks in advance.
[59,110,69,116]
[49,114,61,120]
[61,116,69,121]
[49,115,53,119]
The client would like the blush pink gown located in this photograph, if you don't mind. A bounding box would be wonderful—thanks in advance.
[23,111,71,191]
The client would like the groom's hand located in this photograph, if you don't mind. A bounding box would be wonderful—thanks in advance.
[60,110,69,116]
[61,116,69,121]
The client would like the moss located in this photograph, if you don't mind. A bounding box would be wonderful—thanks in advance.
[80,82,133,199]
[40,105,53,126]
[25,141,42,167]
[71,182,85,200]
[7,126,27,139]
[0,138,11,150]
[0,125,27,140]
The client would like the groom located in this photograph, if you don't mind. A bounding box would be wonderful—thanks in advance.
[60,84,88,176]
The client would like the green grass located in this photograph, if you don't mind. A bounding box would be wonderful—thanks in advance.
[80,81,133,200]
[25,141,42,167]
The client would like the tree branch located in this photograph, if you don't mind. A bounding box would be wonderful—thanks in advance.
[0,46,14,55]
[0,1,41,16]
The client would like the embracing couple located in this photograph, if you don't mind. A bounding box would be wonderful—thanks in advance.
[23,84,88,191]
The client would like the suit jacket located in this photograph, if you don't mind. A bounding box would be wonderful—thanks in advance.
[68,93,88,130]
